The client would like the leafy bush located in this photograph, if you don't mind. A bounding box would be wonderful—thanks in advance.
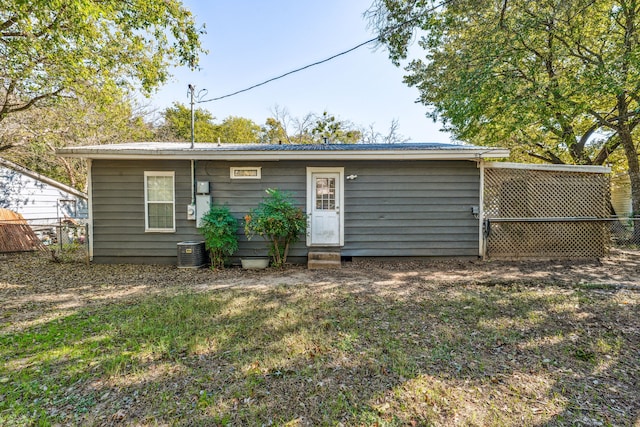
[199,205,239,269]
[244,188,307,267]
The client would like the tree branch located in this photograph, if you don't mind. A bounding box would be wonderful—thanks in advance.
[0,78,17,120]
[530,141,565,164]
[499,0,508,28]
[552,31,604,66]
[0,3,35,33]
[0,14,18,32]
[527,151,564,164]
[593,134,621,165]
[0,87,65,122]
[587,108,640,131]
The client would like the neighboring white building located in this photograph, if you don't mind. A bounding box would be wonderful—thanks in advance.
[0,158,88,224]
[611,173,632,218]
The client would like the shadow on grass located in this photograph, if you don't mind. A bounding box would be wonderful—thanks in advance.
[0,268,638,426]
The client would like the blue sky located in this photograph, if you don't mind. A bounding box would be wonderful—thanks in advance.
[149,1,452,143]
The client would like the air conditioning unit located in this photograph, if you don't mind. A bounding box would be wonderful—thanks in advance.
[177,241,207,268]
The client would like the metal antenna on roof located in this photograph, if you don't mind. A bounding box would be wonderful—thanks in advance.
[187,85,209,148]
[188,84,195,149]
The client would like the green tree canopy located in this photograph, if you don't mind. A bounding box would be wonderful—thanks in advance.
[157,103,261,143]
[260,117,290,144]
[216,116,261,143]
[1,95,153,190]
[0,0,205,131]
[368,0,640,218]
[310,111,362,144]
[261,110,362,144]
[157,103,218,142]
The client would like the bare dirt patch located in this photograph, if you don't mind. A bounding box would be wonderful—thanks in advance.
[0,250,639,335]
[1,249,639,326]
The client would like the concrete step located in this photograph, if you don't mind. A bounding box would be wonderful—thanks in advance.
[307,259,341,269]
[307,251,341,269]
[308,251,341,261]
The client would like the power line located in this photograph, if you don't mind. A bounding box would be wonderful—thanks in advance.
[198,0,452,104]
[199,38,377,103]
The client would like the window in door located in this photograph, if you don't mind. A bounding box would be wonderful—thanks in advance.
[315,177,336,210]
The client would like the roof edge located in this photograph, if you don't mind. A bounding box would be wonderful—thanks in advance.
[0,157,88,199]
[484,161,611,174]
[57,143,510,161]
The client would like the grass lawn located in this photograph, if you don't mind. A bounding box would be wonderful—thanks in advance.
[0,254,638,426]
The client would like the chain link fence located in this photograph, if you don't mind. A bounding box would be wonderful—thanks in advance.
[609,216,640,249]
[483,165,614,259]
[0,218,89,263]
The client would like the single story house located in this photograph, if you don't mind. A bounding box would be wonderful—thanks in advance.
[0,157,88,224]
[58,142,512,264]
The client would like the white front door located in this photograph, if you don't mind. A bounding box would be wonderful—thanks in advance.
[307,168,343,246]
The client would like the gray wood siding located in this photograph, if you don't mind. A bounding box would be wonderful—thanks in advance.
[90,159,480,263]
[198,160,308,259]
[341,160,480,257]
[91,159,310,263]
[91,160,201,263]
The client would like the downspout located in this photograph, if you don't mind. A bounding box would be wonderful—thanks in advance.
[478,159,486,259]
[86,159,93,261]
[189,84,196,212]
[191,160,196,208]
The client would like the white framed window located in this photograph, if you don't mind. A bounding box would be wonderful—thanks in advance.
[230,166,261,179]
[144,171,175,232]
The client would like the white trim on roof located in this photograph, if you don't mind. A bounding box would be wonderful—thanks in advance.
[484,162,610,174]
[57,142,510,161]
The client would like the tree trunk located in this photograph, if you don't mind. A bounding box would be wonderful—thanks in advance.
[282,241,290,266]
[619,126,640,241]
[271,238,281,266]
[59,157,77,189]
[618,2,640,241]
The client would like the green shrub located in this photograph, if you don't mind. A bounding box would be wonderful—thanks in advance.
[199,205,239,269]
[243,188,307,267]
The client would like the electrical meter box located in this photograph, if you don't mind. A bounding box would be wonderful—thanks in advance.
[187,204,196,220]
[196,181,210,194]
[196,194,211,227]
[190,181,211,227]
